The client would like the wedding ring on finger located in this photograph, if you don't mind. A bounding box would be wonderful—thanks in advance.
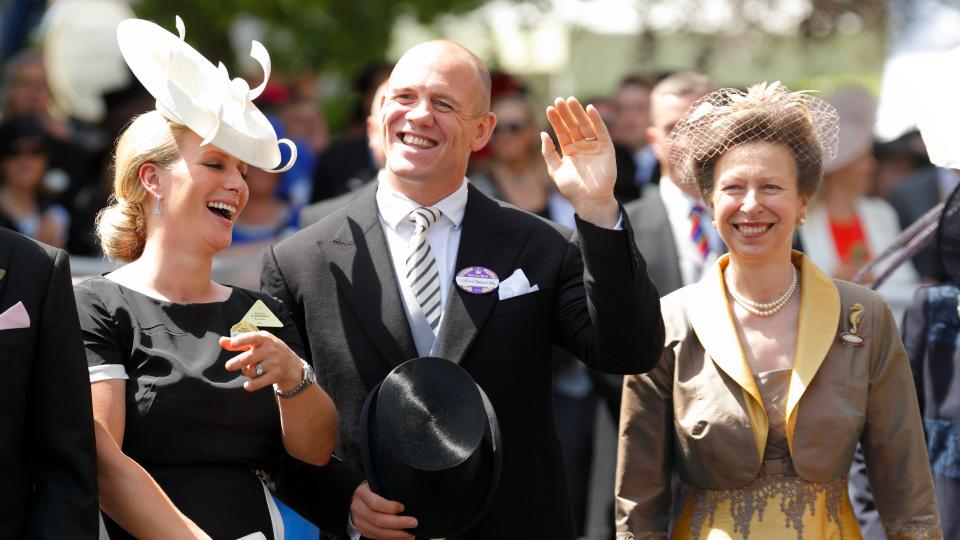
[583,136,597,141]
[254,362,264,378]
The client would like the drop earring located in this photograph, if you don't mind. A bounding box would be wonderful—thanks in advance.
[154,196,162,217]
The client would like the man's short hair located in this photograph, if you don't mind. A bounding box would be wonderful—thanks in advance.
[651,72,715,102]
[618,73,656,92]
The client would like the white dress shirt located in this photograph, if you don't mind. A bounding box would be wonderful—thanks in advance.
[659,177,721,286]
[376,175,468,357]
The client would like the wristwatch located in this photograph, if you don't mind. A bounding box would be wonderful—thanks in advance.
[274,359,316,399]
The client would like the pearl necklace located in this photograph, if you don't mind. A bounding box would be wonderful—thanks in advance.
[725,265,799,317]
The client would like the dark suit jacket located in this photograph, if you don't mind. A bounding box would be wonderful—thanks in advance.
[262,182,664,539]
[299,190,361,229]
[0,227,98,539]
[612,143,642,204]
[887,167,945,282]
[310,134,378,203]
[624,186,683,297]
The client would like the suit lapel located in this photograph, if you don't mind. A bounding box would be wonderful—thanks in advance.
[0,241,11,303]
[325,184,418,387]
[436,185,530,364]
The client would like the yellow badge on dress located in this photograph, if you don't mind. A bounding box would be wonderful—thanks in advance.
[230,320,259,338]
[240,299,284,328]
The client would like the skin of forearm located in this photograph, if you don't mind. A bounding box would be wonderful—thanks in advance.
[94,423,210,540]
[276,383,338,466]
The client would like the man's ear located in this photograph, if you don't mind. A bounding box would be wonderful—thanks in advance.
[470,112,497,152]
[139,162,164,199]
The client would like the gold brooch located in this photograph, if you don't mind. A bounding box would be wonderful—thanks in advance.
[840,303,865,346]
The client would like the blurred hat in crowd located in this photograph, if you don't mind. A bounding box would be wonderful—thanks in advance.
[360,357,501,538]
[823,86,876,175]
[0,116,49,157]
[42,0,133,123]
[917,46,960,170]
[116,16,296,172]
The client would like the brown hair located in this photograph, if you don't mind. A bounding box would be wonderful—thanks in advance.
[691,107,823,201]
[667,83,838,202]
[96,111,188,261]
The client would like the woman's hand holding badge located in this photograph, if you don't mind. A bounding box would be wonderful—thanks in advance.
[221,332,305,393]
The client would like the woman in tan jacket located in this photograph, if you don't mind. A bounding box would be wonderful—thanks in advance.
[615,83,941,539]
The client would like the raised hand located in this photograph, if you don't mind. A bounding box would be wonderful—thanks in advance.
[541,97,619,228]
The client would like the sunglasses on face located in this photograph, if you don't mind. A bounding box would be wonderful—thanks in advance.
[2,142,46,158]
[494,121,529,135]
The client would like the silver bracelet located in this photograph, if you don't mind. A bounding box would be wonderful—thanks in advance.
[274,359,316,399]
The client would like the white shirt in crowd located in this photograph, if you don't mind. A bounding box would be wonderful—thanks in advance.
[659,176,722,286]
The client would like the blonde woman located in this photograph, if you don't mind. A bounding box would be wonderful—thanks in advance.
[74,18,336,539]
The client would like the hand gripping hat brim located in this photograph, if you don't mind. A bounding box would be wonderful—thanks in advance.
[116,17,296,172]
[360,357,502,538]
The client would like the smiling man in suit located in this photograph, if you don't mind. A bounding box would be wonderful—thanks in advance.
[262,40,664,539]
[0,226,98,538]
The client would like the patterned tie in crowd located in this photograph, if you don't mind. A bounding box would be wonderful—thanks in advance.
[689,203,710,260]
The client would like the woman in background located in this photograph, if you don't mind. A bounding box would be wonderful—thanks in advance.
[0,116,68,247]
[800,86,919,322]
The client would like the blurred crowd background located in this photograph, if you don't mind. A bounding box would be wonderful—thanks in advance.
[1,1,958,538]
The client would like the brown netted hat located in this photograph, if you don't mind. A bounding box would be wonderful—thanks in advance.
[666,81,840,188]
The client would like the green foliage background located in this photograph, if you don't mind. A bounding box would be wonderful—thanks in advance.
[132,0,487,76]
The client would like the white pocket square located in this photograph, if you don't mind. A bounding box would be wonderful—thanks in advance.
[0,301,29,331]
[498,269,539,300]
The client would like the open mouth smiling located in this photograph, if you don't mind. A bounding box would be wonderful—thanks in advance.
[399,132,438,149]
[206,201,237,221]
[734,223,773,235]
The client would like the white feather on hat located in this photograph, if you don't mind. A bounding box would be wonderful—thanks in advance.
[116,16,296,172]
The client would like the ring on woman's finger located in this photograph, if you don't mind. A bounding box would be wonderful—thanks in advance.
[583,136,597,141]
[254,363,265,377]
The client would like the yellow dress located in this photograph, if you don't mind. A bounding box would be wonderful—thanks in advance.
[672,369,862,540]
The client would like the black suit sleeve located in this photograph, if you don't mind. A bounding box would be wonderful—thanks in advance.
[261,246,365,538]
[29,249,98,538]
[555,210,665,375]
[262,245,313,364]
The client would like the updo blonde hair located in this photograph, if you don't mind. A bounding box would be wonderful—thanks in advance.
[97,111,188,261]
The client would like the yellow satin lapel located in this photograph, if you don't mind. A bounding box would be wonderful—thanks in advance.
[688,255,768,458]
[785,252,841,453]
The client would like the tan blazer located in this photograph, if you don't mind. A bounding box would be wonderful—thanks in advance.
[615,252,940,538]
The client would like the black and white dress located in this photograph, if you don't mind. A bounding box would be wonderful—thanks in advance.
[75,277,303,539]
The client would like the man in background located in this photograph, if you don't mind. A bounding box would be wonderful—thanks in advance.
[612,73,658,202]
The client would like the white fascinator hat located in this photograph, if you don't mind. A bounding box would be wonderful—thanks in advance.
[116,16,296,172]
[916,46,960,170]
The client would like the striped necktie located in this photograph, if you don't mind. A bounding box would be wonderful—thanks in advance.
[406,207,443,331]
[689,203,710,259]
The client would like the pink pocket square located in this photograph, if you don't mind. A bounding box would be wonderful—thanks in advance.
[0,301,30,330]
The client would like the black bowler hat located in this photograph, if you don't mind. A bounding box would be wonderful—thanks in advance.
[360,357,502,538]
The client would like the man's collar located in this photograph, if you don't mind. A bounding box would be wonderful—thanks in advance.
[659,175,701,210]
[376,171,469,230]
